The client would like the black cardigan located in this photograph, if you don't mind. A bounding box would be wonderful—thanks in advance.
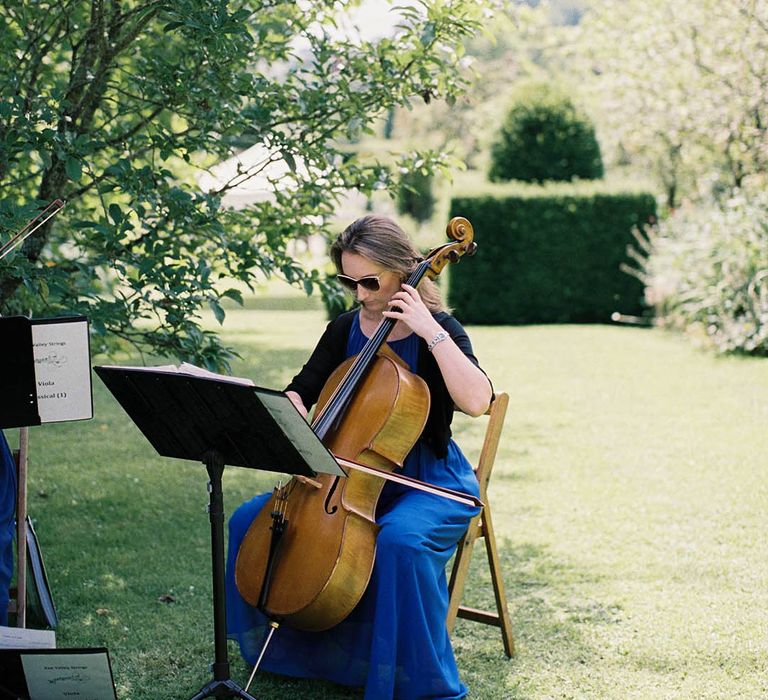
[285,309,489,458]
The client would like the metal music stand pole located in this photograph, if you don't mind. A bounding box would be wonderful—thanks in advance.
[189,450,257,700]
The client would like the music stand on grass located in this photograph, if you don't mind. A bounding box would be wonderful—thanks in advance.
[94,364,345,700]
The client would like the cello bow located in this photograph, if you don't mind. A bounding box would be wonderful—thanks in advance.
[333,455,483,508]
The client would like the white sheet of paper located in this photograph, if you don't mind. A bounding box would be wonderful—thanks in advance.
[21,651,116,700]
[31,318,92,423]
[177,361,255,386]
[103,362,256,386]
[0,625,56,649]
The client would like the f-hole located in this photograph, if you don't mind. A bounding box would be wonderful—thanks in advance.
[324,476,340,514]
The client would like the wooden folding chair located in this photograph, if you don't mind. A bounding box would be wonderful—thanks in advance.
[446,392,514,657]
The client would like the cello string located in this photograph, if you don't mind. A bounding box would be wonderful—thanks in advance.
[312,314,397,432]
[313,259,428,437]
[313,239,463,435]
[312,260,430,438]
[315,318,396,435]
[314,258,429,430]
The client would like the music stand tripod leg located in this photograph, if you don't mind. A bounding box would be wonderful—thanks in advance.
[188,451,258,700]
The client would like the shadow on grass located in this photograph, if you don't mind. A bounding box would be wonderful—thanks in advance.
[224,540,612,700]
[237,669,364,699]
[453,538,618,699]
[37,348,614,699]
[42,449,608,699]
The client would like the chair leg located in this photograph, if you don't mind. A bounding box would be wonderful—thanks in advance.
[446,391,514,656]
[447,507,515,657]
[446,518,481,633]
[479,505,515,657]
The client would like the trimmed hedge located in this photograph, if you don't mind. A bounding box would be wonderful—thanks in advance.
[448,188,656,324]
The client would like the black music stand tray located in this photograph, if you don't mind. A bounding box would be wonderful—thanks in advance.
[94,365,342,700]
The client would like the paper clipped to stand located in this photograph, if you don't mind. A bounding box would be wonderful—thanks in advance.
[31,316,93,423]
[21,650,117,700]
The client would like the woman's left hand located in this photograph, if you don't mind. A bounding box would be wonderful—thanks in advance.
[382,284,442,340]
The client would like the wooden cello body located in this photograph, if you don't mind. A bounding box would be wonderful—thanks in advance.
[235,217,476,632]
[235,347,429,630]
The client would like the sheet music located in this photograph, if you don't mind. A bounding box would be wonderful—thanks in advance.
[31,317,93,423]
[105,362,255,386]
[177,362,255,386]
[0,625,56,649]
[21,651,117,700]
[95,364,346,476]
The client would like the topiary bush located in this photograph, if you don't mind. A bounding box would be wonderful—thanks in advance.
[627,192,768,354]
[489,81,604,183]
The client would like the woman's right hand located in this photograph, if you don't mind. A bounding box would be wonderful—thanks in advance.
[285,390,309,419]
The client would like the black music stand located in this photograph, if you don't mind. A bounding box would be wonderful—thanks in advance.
[1,314,91,630]
[94,365,344,700]
[0,316,40,429]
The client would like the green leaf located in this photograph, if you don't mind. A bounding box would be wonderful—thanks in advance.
[209,300,226,324]
[221,288,244,305]
[282,151,297,173]
[3,0,486,366]
[109,203,123,225]
[65,157,82,182]
[420,22,436,46]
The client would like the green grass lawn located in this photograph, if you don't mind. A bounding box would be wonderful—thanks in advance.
[9,306,768,699]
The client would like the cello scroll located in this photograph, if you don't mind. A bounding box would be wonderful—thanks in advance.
[422,216,477,280]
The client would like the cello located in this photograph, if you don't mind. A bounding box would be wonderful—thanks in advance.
[235,216,477,633]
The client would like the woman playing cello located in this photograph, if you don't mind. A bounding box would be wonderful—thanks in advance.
[225,214,493,699]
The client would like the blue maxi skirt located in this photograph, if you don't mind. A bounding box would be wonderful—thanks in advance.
[225,439,480,699]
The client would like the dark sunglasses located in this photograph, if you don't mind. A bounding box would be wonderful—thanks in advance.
[336,274,381,292]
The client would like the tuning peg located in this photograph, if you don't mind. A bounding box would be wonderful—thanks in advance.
[448,250,460,263]
[466,242,477,256]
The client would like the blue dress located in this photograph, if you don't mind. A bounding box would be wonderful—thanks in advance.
[226,315,481,699]
[0,431,17,626]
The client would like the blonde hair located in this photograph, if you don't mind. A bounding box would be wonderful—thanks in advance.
[330,215,447,312]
